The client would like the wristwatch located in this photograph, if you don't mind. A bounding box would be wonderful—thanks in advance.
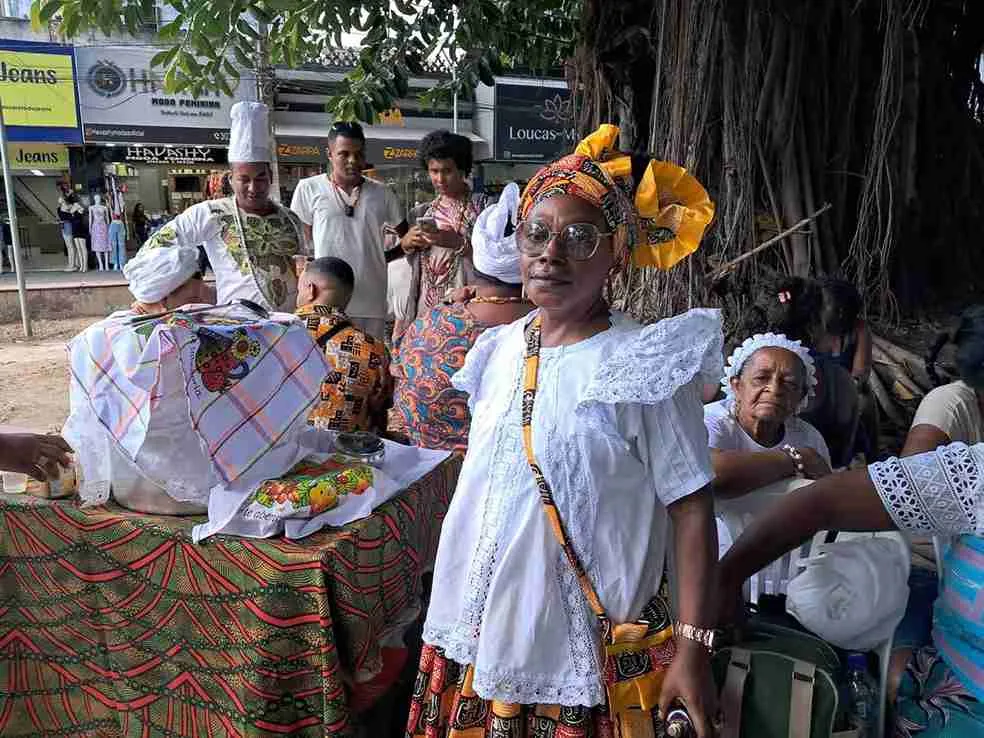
[674,621,719,651]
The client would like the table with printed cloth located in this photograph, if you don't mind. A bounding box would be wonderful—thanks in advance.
[0,455,460,738]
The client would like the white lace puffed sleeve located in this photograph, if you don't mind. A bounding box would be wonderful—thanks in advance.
[578,308,724,412]
[451,322,514,411]
[869,442,984,536]
[579,308,724,505]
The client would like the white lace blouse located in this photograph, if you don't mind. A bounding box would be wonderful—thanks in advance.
[869,441,984,536]
[422,308,724,707]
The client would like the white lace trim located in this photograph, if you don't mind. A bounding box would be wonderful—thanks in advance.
[456,341,526,651]
[470,662,605,707]
[577,308,723,412]
[425,619,605,707]
[869,442,983,536]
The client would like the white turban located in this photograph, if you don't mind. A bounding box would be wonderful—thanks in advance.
[472,182,522,285]
[124,246,200,304]
[228,101,271,164]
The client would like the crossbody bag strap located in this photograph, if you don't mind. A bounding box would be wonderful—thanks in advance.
[522,316,609,625]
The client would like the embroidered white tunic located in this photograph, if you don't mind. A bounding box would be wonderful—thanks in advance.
[423,308,723,707]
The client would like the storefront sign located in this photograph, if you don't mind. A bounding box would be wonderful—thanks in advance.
[277,139,327,163]
[0,41,82,144]
[6,143,69,170]
[494,82,576,162]
[365,140,420,166]
[76,46,252,146]
[123,145,227,165]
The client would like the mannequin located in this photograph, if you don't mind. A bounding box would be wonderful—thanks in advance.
[57,186,79,271]
[109,209,127,270]
[89,194,110,271]
[67,194,87,272]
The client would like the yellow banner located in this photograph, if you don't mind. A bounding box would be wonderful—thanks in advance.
[0,50,78,128]
[6,143,69,170]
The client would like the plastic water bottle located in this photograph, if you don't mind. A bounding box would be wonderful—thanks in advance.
[846,653,877,737]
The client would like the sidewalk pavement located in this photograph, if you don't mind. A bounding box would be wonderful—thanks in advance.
[0,269,214,292]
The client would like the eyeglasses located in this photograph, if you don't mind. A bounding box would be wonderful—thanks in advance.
[516,220,613,261]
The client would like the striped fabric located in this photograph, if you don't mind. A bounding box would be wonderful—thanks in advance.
[933,534,984,702]
[70,310,328,491]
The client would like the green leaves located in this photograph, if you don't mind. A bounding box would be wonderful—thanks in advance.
[46,0,581,115]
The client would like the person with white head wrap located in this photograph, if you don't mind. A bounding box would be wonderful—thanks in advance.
[123,245,204,312]
[704,332,832,500]
[471,182,522,285]
[135,101,310,314]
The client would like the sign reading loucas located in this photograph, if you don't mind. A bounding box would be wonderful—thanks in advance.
[0,41,82,144]
[76,46,252,146]
[494,82,576,162]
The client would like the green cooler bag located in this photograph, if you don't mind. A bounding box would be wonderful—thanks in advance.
[712,621,860,738]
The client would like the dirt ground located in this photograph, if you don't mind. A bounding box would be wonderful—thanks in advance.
[0,317,95,432]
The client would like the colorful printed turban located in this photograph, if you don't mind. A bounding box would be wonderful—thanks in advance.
[518,124,715,270]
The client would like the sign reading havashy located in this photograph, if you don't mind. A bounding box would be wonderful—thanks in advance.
[0,41,82,144]
[76,46,253,146]
[124,145,226,165]
[6,143,69,170]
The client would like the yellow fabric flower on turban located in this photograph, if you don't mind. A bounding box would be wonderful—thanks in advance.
[575,124,715,269]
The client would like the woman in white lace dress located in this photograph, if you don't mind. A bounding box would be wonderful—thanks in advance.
[717,444,984,737]
[406,127,721,738]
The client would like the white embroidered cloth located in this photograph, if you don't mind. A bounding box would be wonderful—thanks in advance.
[423,308,722,707]
[64,306,327,511]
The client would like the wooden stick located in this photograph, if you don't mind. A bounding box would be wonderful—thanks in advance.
[871,335,934,391]
[868,368,908,429]
[706,203,833,281]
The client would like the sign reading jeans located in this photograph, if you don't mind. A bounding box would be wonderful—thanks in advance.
[493,81,576,162]
[0,41,82,143]
[76,46,251,145]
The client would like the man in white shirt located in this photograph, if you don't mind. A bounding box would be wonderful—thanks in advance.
[290,121,408,339]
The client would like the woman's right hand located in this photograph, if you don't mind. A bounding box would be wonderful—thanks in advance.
[799,447,832,479]
[400,225,431,253]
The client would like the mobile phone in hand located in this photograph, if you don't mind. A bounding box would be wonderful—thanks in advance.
[416,216,439,234]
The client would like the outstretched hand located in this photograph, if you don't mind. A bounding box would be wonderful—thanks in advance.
[0,433,73,481]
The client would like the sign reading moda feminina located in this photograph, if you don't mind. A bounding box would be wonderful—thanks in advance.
[494,81,576,162]
[76,46,252,146]
[0,41,82,144]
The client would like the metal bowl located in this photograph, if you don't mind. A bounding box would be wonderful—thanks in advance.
[334,431,386,466]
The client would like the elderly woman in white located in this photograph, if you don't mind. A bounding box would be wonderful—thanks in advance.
[705,333,832,498]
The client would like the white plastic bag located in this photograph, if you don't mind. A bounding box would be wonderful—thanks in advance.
[786,537,910,651]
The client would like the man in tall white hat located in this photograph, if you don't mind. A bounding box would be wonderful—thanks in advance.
[136,101,309,313]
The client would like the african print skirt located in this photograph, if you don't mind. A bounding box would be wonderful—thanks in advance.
[406,644,667,738]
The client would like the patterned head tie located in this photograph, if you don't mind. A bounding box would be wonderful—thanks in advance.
[723,333,818,412]
[517,124,715,270]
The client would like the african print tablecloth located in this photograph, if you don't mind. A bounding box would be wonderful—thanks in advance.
[0,454,460,737]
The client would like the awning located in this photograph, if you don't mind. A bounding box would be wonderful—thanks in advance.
[274,123,487,165]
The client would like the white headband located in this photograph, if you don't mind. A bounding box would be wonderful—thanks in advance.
[723,332,817,411]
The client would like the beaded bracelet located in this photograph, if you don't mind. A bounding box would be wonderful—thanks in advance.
[781,444,806,477]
